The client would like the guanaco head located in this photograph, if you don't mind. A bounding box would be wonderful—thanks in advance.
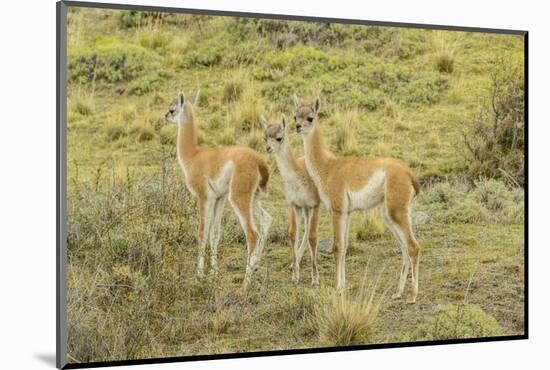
[261,114,288,154]
[292,94,320,135]
[165,89,200,124]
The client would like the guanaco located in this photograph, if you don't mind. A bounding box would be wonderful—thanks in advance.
[165,90,272,290]
[261,114,321,285]
[293,94,421,303]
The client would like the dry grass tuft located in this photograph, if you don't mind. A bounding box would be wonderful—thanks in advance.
[226,88,265,132]
[383,99,401,119]
[356,208,386,241]
[315,271,386,346]
[210,310,233,335]
[223,71,247,103]
[331,109,362,155]
[431,33,456,74]
[137,30,172,51]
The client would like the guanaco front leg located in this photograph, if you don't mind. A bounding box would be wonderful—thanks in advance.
[197,197,215,278]
[208,196,226,276]
[295,207,311,267]
[309,206,320,286]
[291,206,303,283]
[331,210,348,291]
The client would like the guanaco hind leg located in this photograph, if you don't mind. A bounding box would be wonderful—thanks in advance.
[384,186,421,303]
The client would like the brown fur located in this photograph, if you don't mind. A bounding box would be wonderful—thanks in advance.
[294,96,421,302]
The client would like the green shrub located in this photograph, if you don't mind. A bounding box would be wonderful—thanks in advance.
[463,54,525,186]
[427,182,458,204]
[401,75,448,105]
[127,75,165,96]
[234,19,395,49]
[423,180,523,225]
[410,304,503,341]
[68,42,166,94]
[182,36,229,67]
[117,10,184,29]
[474,179,508,211]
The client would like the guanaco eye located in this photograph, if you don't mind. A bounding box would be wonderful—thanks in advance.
[294,115,297,121]
[276,138,283,142]
[307,117,314,122]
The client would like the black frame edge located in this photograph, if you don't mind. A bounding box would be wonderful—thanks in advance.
[62,335,527,369]
[523,32,529,339]
[62,0,527,35]
[57,1,68,369]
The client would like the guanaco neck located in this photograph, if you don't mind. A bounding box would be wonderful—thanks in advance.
[303,123,333,177]
[274,136,299,176]
[177,102,199,167]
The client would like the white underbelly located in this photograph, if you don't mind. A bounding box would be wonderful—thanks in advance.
[346,170,386,212]
[283,178,310,206]
[208,161,233,197]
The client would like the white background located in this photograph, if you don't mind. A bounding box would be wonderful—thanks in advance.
[0,0,546,369]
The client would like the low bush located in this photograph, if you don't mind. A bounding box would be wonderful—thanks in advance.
[422,179,523,224]
[410,303,503,341]
[118,10,185,29]
[463,55,525,186]
[68,42,166,94]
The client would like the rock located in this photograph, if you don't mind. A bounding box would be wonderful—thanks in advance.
[411,211,430,226]
[317,239,332,254]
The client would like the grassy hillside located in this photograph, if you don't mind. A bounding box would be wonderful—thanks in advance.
[66,7,525,364]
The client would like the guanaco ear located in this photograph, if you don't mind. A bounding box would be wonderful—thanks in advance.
[280,114,287,131]
[292,93,301,109]
[178,91,186,107]
[313,96,321,114]
[260,115,268,129]
[191,89,200,106]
